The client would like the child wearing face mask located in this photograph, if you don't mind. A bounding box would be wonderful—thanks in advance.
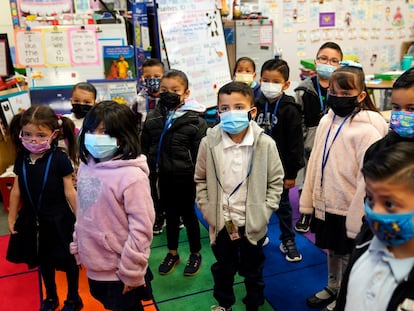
[141,69,208,276]
[64,82,97,134]
[233,57,261,99]
[335,142,414,311]
[6,106,82,311]
[132,58,165,134]
[70,101,155,311]
[294,42,343,233]
[300,62,388,311]
[195,81,284,311]
[254,58,305,262]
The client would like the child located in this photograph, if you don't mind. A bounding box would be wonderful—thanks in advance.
[141,69,208,276]
[132,58,165,133]
[117,54,129,79]
[335,142,414,310]
[194,81,284,311]
[70,101,155,311]
[6,105,82,311]
[233,57,261,99]
[300,62,388,311]
[255,58,305,262]
[294,42,343,233]
[335,66,414,311]
[64,82,97,133]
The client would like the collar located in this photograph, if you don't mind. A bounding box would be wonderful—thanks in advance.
[221,123,254,149]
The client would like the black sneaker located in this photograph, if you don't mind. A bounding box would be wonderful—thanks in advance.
[61,298,83,311]
[153,218,166,235]
[295,213,311,233]
[280,239,302,262]
[184,253,202,276]
[40,298,59,311]
[158,253,180,275]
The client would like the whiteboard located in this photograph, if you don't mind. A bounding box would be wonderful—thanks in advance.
[157,0,232,108]
[23,23,128,88]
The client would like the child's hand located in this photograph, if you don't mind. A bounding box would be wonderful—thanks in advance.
[284,179,296,189]
[8,220,17,234]
[122,284,137,295]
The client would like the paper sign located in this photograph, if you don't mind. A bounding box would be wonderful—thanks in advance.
[0,40,7,76]
[68,28,99,65]
[15,30,44,67]
[43,29,71,66]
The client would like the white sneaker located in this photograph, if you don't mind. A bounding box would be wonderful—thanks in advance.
[324,300,336,311]
[210,305,232,311]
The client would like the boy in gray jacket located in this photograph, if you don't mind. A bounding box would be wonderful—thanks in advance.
[195,81,284,311]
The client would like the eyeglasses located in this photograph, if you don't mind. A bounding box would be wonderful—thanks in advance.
[316,56,340,66]
[19,130,55,143]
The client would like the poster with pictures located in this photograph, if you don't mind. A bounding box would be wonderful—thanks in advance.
[103,45,135,80]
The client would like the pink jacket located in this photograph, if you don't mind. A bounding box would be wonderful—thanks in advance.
[70,155,155,287]
[299,109,388,239]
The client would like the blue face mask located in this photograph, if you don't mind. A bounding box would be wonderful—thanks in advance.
[316,64,336,79]
[389,110,414,138]
[85,133,119,159]
[364,201,414,246]
[143,78,161,94]
[219,110,251,134]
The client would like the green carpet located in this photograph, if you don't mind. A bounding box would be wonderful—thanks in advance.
[149,225,275,311]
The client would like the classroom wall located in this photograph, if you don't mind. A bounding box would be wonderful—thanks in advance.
[0,2,13,48]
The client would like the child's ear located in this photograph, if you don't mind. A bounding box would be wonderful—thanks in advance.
[282,80,291,91]
[184,89,190,99]
[249,107,257,120]
[357,91,367,103]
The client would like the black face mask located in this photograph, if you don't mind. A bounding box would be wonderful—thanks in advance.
[159,92,182,110]
[327,95,358,117]
[71,104,92,119]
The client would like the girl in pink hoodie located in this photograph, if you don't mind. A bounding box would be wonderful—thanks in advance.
[70,101,155,311]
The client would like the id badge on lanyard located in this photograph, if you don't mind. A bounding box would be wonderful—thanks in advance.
[314,187,326,221]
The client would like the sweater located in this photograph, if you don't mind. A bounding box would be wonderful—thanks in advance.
[194,121,284,245]
[299,109,388,238]
[70,155,155,287]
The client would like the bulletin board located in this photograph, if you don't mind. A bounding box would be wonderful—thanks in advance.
[157,0,231,108]
[15,23,128,88]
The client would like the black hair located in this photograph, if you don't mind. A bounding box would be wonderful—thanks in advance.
[8,113,23,154]
[19,105,78,163]
[233,57,256,76]
[142,58,165,72]
[161,69,189,90]
[362,141,414,189]
[217,81,254,107]
[78,101,141,163]
[329,66,379,114]
[260,59,290,81]
[72,82,97,100]
[317,41,343,59]
[393,67,414,90]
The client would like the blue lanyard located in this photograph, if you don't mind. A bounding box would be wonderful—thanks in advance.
[321,114,352,186]
[22,152,53,216]
[316,77,328,114]
[156,113,174,172]
[264,96,282,136]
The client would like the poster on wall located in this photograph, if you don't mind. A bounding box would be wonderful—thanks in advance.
[157,0,231,108]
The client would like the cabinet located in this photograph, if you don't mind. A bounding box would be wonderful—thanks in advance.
[235,19,274,76]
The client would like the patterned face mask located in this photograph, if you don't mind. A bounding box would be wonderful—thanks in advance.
[143,78,161,94]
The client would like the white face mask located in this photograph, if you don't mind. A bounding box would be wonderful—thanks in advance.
[235,73,254,85]
[261,82,283,99]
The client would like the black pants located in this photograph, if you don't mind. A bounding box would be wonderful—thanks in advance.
[159,174,201,253]
[275,188,295,242]
[211,227,265,309]
[41,262,80,301]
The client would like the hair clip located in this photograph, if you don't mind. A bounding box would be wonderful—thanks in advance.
[339,60,363,69]
[56,114,63,127]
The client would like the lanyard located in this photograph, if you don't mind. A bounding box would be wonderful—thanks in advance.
[316,77,328,114]
[156,113,174,172]
[321,114,352,186]
[22,152,53,216]
[264,96,282,136]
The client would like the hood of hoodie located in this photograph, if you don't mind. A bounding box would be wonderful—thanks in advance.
[87,154,150,176]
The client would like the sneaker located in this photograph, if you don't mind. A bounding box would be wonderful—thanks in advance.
[306,287,337,308]
[262,236,270,247]
[158,253,180,275]
[184,253,202,276]
[210,305,232,311]
[153,218,166,235]
[280,239,302,262]
[39,298,59,311]
[323,300,336,311]
[295,213,311,233]
[61,298,83,311]
[179,219,184,230]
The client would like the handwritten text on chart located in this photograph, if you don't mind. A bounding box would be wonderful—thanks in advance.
[43,30,71,66]
[15,31,45,67]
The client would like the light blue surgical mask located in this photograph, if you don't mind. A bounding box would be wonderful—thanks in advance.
[364,201,414,246]
[316,64,336,79]
[219,110,251,134]
[85,133,119,159]
[389,110,414,138]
